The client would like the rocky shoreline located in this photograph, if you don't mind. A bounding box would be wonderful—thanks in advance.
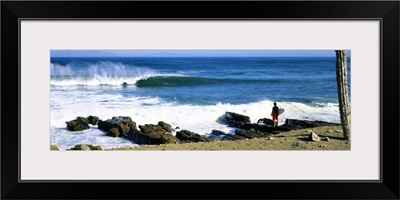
[53,111,343,151]
[106,125,350,151]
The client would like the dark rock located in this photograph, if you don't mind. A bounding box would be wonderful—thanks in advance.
[242,123,291,133]
[176,130,210,143]
[127,131,179,145]
[224,112,251,128]
[223,134,248,141]
[136,122,174,136]
[98,116,139,137]
[281,119,340,130]
[157,121,174,133]
[127,122,179,145]
[87,116,99,125]
[209,130,247,141]
[243,123,269,132]
[108,127,120,137]
[235,129,264,139]
[160,134,180,144]
[211,129,226,136]
[257,118,274,126]
[87,144,102,150]
[128,131,161,145]
[139,124,167,135]
[98,120,113,131]
[225,112,251,123]
[65,116,101,131]
[118,122,132,136]
[66,117,90,131]
[76,117,89,124]
[119,116,139,133]
[207,130,226,141]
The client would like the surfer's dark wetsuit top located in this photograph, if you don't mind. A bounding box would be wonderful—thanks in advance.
[272,106,279,120]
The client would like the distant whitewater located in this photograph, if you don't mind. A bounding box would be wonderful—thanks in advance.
[50,57,350,150]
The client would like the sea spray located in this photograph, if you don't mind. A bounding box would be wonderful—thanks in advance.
[50,61,183,86]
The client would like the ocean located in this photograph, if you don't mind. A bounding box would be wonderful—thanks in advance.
[50,57,351,150]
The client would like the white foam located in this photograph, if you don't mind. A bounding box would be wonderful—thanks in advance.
[50,127,138,150]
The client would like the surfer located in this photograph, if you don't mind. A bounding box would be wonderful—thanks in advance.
[272,102,279,127]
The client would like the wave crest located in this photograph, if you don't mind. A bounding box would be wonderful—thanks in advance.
[50,61,183,86]
[135,76,220,87]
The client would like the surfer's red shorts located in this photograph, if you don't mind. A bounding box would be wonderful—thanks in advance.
[273,112,278,121]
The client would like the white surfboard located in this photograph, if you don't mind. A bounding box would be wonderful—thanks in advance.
[271,108,285,117]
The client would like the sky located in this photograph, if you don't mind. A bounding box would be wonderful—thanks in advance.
[51,50,351,57]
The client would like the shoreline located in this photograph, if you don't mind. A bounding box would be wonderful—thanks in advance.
[104,125,350,151]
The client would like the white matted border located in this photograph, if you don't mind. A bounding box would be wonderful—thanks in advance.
[20,20,380,180]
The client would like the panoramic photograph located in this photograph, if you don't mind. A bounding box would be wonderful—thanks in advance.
[50,50,351,151]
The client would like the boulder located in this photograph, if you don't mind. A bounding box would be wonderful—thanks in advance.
[207,130,226,141]
[211,129,226,136]
[157,121,174,133]
[209,129,247,141]
[224,112,251,128]
[127,131,160,144]
[176,130,210,143]
[308,132,321,142]
[243,123,271,132]
[127,122,179,145]
[50,145,59,151]
[257,118,274,126]
[87,144,102,150]
[160,134,180,144]
[108,127,120,137]
[235,129,265,139]
[281,119,340,130]
[127,131,179,145]
[87,115,99,125]
[70,144,91,151]
[139,124,167,135]
[69,144,102,150]
[242,123,291,134]
[65,117,90,131]
[98,116,139,137]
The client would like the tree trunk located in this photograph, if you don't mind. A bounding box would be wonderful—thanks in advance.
[335,50,351,140]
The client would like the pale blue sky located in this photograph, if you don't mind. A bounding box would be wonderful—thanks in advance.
[51,50,351,57]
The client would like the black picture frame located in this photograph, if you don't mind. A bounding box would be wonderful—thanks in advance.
[1,1,399,199]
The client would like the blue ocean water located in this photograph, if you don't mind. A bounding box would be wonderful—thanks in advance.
[50,57,350,149]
